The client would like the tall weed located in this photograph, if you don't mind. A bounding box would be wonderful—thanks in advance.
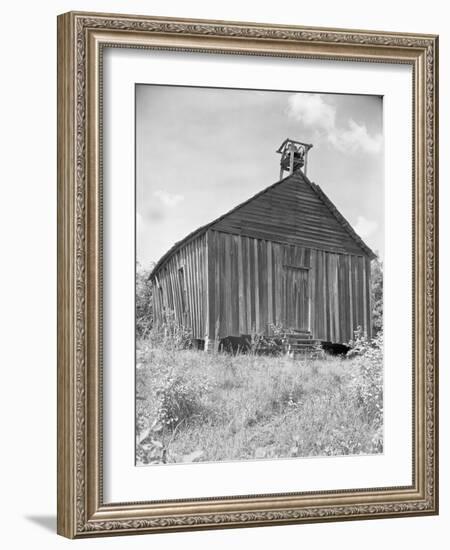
[347,328,383,452]
[136,329,384,464]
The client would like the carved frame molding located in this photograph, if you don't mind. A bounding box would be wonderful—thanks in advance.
[57,11,438,538]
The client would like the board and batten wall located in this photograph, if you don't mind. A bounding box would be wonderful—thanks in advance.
[151,228,372,345]
[151,233,207,340]
[205,229,371,344]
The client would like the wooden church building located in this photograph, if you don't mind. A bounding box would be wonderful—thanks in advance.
[149,139,376,351]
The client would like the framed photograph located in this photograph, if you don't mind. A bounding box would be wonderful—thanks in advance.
[57,11,439,538]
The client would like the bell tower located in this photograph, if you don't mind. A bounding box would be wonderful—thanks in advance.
[276,138,313,180]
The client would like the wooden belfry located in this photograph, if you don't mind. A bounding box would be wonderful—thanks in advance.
[277,138,313,180]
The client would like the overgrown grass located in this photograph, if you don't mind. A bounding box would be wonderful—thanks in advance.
[136,329,383,465]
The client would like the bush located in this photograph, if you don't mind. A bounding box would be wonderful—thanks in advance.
[347,326,373,358]
[347,328,383,451]
[154,373,210,429]
[136,262,153,338]
[371,257,383,336]
[136,369,211,465]
[147,309,192,352]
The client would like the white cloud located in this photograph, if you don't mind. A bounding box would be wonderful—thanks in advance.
[353,215,378,240]
[153,189,184,207]
[329,119,382,154]
[288,94,336,132]
[287,94,382,155]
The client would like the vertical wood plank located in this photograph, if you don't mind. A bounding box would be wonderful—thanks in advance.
[198,240,204,336]
[354,256,360,329]
[348,255,354,340]
[224,234,232,337]
[237,235,245,335]
[219,233,226,338]
[309,249,316,336]
[249,237,255,331]
[169,262,178,322]
[233,235,240,336]
[196,241,201,336]
[285,265,291,328]
[342,254,349,342]
[352,255,358,332]
[259,240,267,333]
[358,256,364,333]
[362,255,368,336]
[366,257,373,338]
[322,251,327,340]
[272,243,277,325]
[245,237,251,334]
[281,245,286,327]
[188,244,195,335]
[205,231,213,343]
[327,254,333,342]
[196,240,202,336]
[188,244,196,335]
[214,232,221,340]
[334,255,340,343]
[337,255,343,342]
[274,244,281,325]
[185,247,193,333]
[254,239,260,333]
[267,241,273,331]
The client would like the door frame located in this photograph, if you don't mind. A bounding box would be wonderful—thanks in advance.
[283,264,311,333]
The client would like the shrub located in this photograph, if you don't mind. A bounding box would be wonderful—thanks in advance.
[246,323,308,356]
[348,328,383,445]
[347,326,373,358]
[246,327,272,355]
[136,261,153,338]
[148,309,192,352]
[136,366,212,465]
[136,415,166,465]
[371,257,383,336]
[154,373,210,429]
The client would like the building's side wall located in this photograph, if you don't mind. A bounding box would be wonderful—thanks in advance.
[206,229,371,344]
[151,233,207,341]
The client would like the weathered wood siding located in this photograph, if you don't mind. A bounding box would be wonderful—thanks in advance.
[211,171,367,257]
[151,234,207,340]
[206,230,371,343]
[150,172,374,345]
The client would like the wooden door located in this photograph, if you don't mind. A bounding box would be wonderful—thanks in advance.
[285,266,310,331]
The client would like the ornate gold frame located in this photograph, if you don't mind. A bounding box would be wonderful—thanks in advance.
[57,11,439,538]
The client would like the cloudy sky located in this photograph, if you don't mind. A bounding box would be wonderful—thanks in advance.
[136,85,383,268]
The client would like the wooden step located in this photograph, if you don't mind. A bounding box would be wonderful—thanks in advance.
[287,330,312,337]
[287,344,320,350]
[283,338,323,357]
[284,339,318,346]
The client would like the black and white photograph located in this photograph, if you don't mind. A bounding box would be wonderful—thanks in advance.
[135,84,384,466]
[1,0,442,544]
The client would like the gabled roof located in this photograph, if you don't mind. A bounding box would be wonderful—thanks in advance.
[149,170,376,279]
